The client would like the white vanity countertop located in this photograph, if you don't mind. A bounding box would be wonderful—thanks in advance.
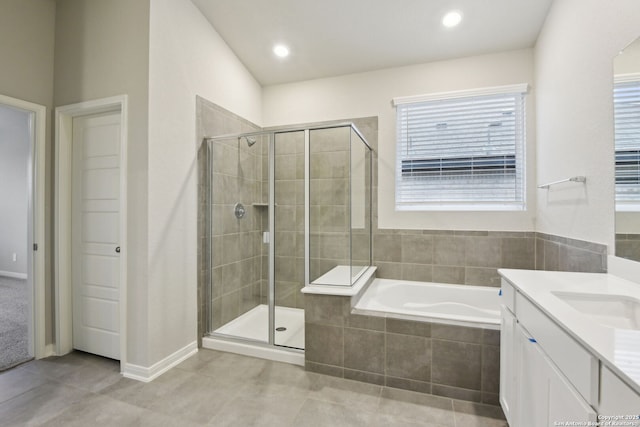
[498,268,640,394]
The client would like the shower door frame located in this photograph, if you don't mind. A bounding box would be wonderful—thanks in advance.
[205,122,372,350]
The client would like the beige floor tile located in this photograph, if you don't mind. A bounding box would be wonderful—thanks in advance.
[378,387,456,426]
[307,374,382,412]
[0,381,86,426]
[0,350,507,427]
[0,366,48,403]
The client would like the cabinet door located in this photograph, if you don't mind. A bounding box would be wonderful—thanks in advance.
[516,325,549,427]
[516,324,597,427]
[499,306,517,424]
[548,359,597,425]
[600,366,640,415]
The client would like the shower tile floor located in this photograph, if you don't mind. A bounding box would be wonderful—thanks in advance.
[0,349,507,426]
[214,304,305,349]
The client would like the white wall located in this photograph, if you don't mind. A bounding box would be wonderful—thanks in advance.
[535,0,640,252]
[0,0,56,344]
[53,0,261,367]
[148,0,262,365]
[617,213,640,234]
[263,49,537,231]
[0,104,30,276]
[0,0,55,107]
[614,38,640,75]
[54,0,151,365]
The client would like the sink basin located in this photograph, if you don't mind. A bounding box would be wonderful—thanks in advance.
[551,291,640,330]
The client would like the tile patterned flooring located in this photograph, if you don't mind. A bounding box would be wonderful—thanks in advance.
[0,349,507,426]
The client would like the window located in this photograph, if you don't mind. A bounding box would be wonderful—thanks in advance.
[393,84,528,211]
[614,76,640,210]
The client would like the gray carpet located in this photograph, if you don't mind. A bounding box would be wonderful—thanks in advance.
[0,276,30,371]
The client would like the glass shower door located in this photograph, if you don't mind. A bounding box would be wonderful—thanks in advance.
[273,130,305,349]
[208,133,268,344]
[206,124,371,351]
[309,126,352,285]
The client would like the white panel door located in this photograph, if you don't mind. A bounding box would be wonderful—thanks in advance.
[72,111,121,360]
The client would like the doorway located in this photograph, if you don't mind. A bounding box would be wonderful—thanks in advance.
[0,94,47,370]
[71,112,122,359]
[55,96,127,366]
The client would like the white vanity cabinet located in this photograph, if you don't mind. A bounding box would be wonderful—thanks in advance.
[500,279,597,426]
[515,323,597,426]
[514,323,549,427]
[499,305,517,423]
[600,366,640,415]
[499,269,640,426]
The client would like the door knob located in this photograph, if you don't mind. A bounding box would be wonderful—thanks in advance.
[115,246,121,253]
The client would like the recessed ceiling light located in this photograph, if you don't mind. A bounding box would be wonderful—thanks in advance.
[442,10,462,28]
[273,44,290,58]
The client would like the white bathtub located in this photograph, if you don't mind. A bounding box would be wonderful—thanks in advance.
[354,278,501,329]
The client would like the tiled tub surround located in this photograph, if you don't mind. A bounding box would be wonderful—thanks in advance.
[372,230,608,287]
[373,231,535,288]
[304,294,501,405]
[535,232,608,273]
[304,232,608,405]
[616,233,640,263]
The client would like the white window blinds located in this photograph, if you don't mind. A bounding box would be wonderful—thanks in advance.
[614,77,640,208]
[394,85,527,211]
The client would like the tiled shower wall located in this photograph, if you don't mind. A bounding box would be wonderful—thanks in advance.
[196,97,263,341]
[270,125,372,309]
[268,127,356,310]
[208,135,264,331]
[309,127,352,283]
[196,107,378,339]
[272,131,305,309]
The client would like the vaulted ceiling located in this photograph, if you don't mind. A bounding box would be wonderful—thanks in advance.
[191,0,554,86]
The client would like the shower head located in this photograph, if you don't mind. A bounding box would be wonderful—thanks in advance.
[240,136,257,147]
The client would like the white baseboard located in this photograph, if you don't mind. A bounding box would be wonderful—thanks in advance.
[122,341,198,382]
[0,270,28,280]
[38,343,55,359]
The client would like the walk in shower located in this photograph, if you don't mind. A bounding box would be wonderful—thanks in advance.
[202,123,372,363]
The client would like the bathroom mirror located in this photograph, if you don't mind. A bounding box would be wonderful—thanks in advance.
[614,37,640,262]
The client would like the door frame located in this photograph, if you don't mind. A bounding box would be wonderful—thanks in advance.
[0,94,47,359]
[55,95,128,368]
